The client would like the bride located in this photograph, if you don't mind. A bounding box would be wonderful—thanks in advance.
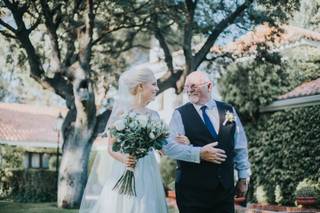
[79,67,170,213]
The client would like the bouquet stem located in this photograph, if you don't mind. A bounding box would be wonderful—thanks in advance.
[112,168,136,196]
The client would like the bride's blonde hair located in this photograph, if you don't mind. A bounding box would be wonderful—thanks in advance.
[120,67,155,96]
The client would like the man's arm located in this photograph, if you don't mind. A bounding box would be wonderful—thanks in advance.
[163,110,226,164]
[162,110,201,163]
[233,108,251,178]
[233,108,251,197]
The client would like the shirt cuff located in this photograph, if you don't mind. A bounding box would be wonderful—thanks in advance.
[238,169,251,179]
[192,146,201,163]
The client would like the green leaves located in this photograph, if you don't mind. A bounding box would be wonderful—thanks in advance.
[110,112,169,158]
[218,55,289,121]
[246,105,320,205]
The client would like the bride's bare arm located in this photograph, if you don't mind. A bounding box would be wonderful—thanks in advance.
[107,136,136,168]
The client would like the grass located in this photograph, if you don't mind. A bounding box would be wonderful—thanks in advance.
[0,201,179,213]
[0,201,79,213]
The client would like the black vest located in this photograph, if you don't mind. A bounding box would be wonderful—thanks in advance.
[176,101,236,190]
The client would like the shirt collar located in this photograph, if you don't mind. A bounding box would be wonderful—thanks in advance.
[192,99,216,112]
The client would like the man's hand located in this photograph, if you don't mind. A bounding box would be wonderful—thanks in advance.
[235,179,248,198]
[200,142,227,164]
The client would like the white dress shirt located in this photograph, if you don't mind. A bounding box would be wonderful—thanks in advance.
[163,99,251,179]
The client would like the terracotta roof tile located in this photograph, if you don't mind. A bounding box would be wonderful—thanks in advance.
[0,103,107,147]
[278,78,320,100]
[0,103,67,144]
[211,24,320,56]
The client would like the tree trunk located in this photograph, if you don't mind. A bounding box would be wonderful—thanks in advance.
[57,63,97,208]
[57,134,93,208]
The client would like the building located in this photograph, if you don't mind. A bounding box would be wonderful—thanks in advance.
[261,78,320,112]
[0,103,67,169]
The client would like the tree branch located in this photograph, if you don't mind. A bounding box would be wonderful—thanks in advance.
[152,12,174,73]
[91,109,112,140]
[183,0,197,73]
[27,16,41,33]
[0,27,17,39]
[40,0,62,70]
[0,18,17,33]
[3,0,73,100]
[78,0,94,68]
[157,70,183,94]
[193,0,253,69]
[92,15,150,47]
[45,73,74,100]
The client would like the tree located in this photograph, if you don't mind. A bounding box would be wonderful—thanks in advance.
[132,0,300,93]
[218,52,290,121]
[0,0,147,208]
[292,0,320,31]
[0,0,300,208]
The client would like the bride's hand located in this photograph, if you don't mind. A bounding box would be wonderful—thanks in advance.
[122,154,137,168]
[176,134,190,145]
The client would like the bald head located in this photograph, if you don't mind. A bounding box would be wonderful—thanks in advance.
[185,71,211,86]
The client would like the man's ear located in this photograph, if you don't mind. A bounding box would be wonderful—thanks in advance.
[208,82,213,91]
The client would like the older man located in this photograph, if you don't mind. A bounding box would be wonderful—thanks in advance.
[165,71,251,213]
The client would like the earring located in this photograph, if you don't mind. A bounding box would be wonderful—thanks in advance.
[138,92,143,105]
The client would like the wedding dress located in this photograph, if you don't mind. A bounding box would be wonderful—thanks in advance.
[80,111,168,213]
[79,69,168,213]
[98,155,166,213]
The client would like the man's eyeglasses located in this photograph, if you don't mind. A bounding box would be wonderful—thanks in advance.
[184,82,209,92]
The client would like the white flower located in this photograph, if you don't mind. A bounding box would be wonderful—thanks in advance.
[149,132,155,139]
[129,111,137,118]
[114,119,126,131]
[129,121,136,129]
[223,110,235,126]
[136,115,148,128]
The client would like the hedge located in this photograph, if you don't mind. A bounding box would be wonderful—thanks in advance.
[246,105,320,205]
[7,169,57,202]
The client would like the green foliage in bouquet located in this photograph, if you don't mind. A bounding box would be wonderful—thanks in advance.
[109,112,169,196]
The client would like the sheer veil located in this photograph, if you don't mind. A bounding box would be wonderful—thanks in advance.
[79,71,136,213]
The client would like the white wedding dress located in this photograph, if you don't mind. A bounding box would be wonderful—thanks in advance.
[80,111,168,213]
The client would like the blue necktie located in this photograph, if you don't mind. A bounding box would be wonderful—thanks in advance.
[200,105,218,140]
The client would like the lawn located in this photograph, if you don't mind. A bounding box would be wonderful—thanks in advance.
[0,201,78,213]
[0,201,179,213]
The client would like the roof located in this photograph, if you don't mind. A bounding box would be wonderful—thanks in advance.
[211,24,320,56]
[0,103,111,149]
[260,78,320,112]
[0,103,67,147]
[278,78,320,100]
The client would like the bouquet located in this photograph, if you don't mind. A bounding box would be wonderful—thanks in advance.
[109,111,169,196]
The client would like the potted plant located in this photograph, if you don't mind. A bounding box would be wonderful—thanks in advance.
[234,196,246,206]
[296,185,319,207]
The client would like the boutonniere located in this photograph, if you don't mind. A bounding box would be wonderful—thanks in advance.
[223,110,235,126]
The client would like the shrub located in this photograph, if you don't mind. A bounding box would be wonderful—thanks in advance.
[295,179,320,200]
[246,105,320,205]
[296,186,318,197]
[219,46,320,206]
[160,156,176,191]
[0,145,23,198]
[8,169,57,202]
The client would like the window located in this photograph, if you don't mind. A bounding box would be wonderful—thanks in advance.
[31,153,40,168]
